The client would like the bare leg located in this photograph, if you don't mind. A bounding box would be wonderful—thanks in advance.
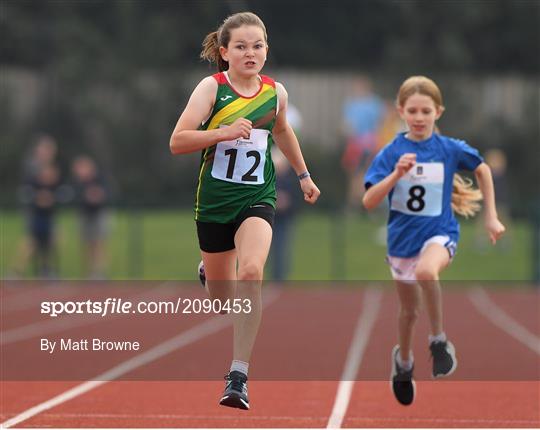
[395,281,422,361]
[233,217,272,362]
[414,244,450,336]
[201,249,237,306]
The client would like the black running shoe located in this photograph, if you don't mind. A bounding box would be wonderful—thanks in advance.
[390,345,415,406]
[430,340,457,378]
[219,371,249,410]
[198,261,206,288]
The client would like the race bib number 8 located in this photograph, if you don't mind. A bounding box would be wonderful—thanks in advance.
[391,162,444,216]
[211,128,269,185]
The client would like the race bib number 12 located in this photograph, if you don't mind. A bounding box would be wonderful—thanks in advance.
[211,128,269,185]
[391,162,444,216]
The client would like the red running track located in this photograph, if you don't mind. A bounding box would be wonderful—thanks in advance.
[1,285,538,428]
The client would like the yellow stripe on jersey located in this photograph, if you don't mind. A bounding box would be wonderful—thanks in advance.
[207,83,275,130]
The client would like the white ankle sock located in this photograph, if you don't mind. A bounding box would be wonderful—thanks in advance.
[397,351,414,371]
[230,360,249,376]
[429,332,447,344]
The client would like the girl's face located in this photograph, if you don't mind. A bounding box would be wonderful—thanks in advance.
[398,93,443,141]
[220,25,268,77]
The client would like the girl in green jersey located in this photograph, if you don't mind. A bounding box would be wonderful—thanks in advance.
[170,12,320,410]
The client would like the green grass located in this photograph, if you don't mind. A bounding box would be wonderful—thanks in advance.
[288,212,530,282]
[0,209,532,281]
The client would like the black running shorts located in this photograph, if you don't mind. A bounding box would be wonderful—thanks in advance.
[196,203,275,253]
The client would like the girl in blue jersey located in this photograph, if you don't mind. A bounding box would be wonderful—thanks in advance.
[363,76,505,406]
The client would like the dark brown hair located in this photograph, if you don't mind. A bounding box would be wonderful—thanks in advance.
[200,12,267,72]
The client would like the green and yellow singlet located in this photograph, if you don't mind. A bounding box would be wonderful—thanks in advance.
[194,71,278,223]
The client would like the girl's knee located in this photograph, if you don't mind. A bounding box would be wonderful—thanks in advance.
[237,261,264,281]
[400,307,420,324]
[415,265,439,282]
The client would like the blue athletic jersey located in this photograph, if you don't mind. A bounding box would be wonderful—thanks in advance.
[364,132,483,258]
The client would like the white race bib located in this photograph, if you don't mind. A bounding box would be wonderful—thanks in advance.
[391,162,444,216]
[211,128,269,185]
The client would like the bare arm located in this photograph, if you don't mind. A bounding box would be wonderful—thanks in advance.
[169,77,252,154]
[362,153,417,210]
[474,162,506,244]
[272,82,320,204]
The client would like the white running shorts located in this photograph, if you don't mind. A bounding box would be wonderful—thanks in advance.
[386,235,457,283]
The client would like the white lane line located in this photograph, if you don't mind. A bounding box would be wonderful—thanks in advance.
[469,288,540,356]
[2,313,116,345]
[326,288,383,429]
[1,288,281,428]
[2,285,75,314]
[343,416,540,426]
[4,412,537,426]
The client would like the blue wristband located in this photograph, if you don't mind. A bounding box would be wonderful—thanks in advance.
[298,171,310,180]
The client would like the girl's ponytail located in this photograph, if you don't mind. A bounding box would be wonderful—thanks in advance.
[452,174,483,217]
[200,30,228,71]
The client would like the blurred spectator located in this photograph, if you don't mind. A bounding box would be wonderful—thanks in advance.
[12,135,60,278]
[377,100,406,152]
[485,149,509,214]
[16,163,62,277]
[341,76,386,212]
[284,103,303,136]
[270,149,300,281]
[476,148,512,251]
[71,155,110,279]
[269,103,303,281]
[21,134,58,182]
[372,99,406,242]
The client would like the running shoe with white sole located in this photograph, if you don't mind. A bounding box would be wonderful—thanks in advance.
[219,370,249,410]
[198,260,206,288]
[430,340,457,378]
[390,345,415,406]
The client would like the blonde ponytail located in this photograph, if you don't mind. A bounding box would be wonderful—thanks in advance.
[452,174,482,217]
